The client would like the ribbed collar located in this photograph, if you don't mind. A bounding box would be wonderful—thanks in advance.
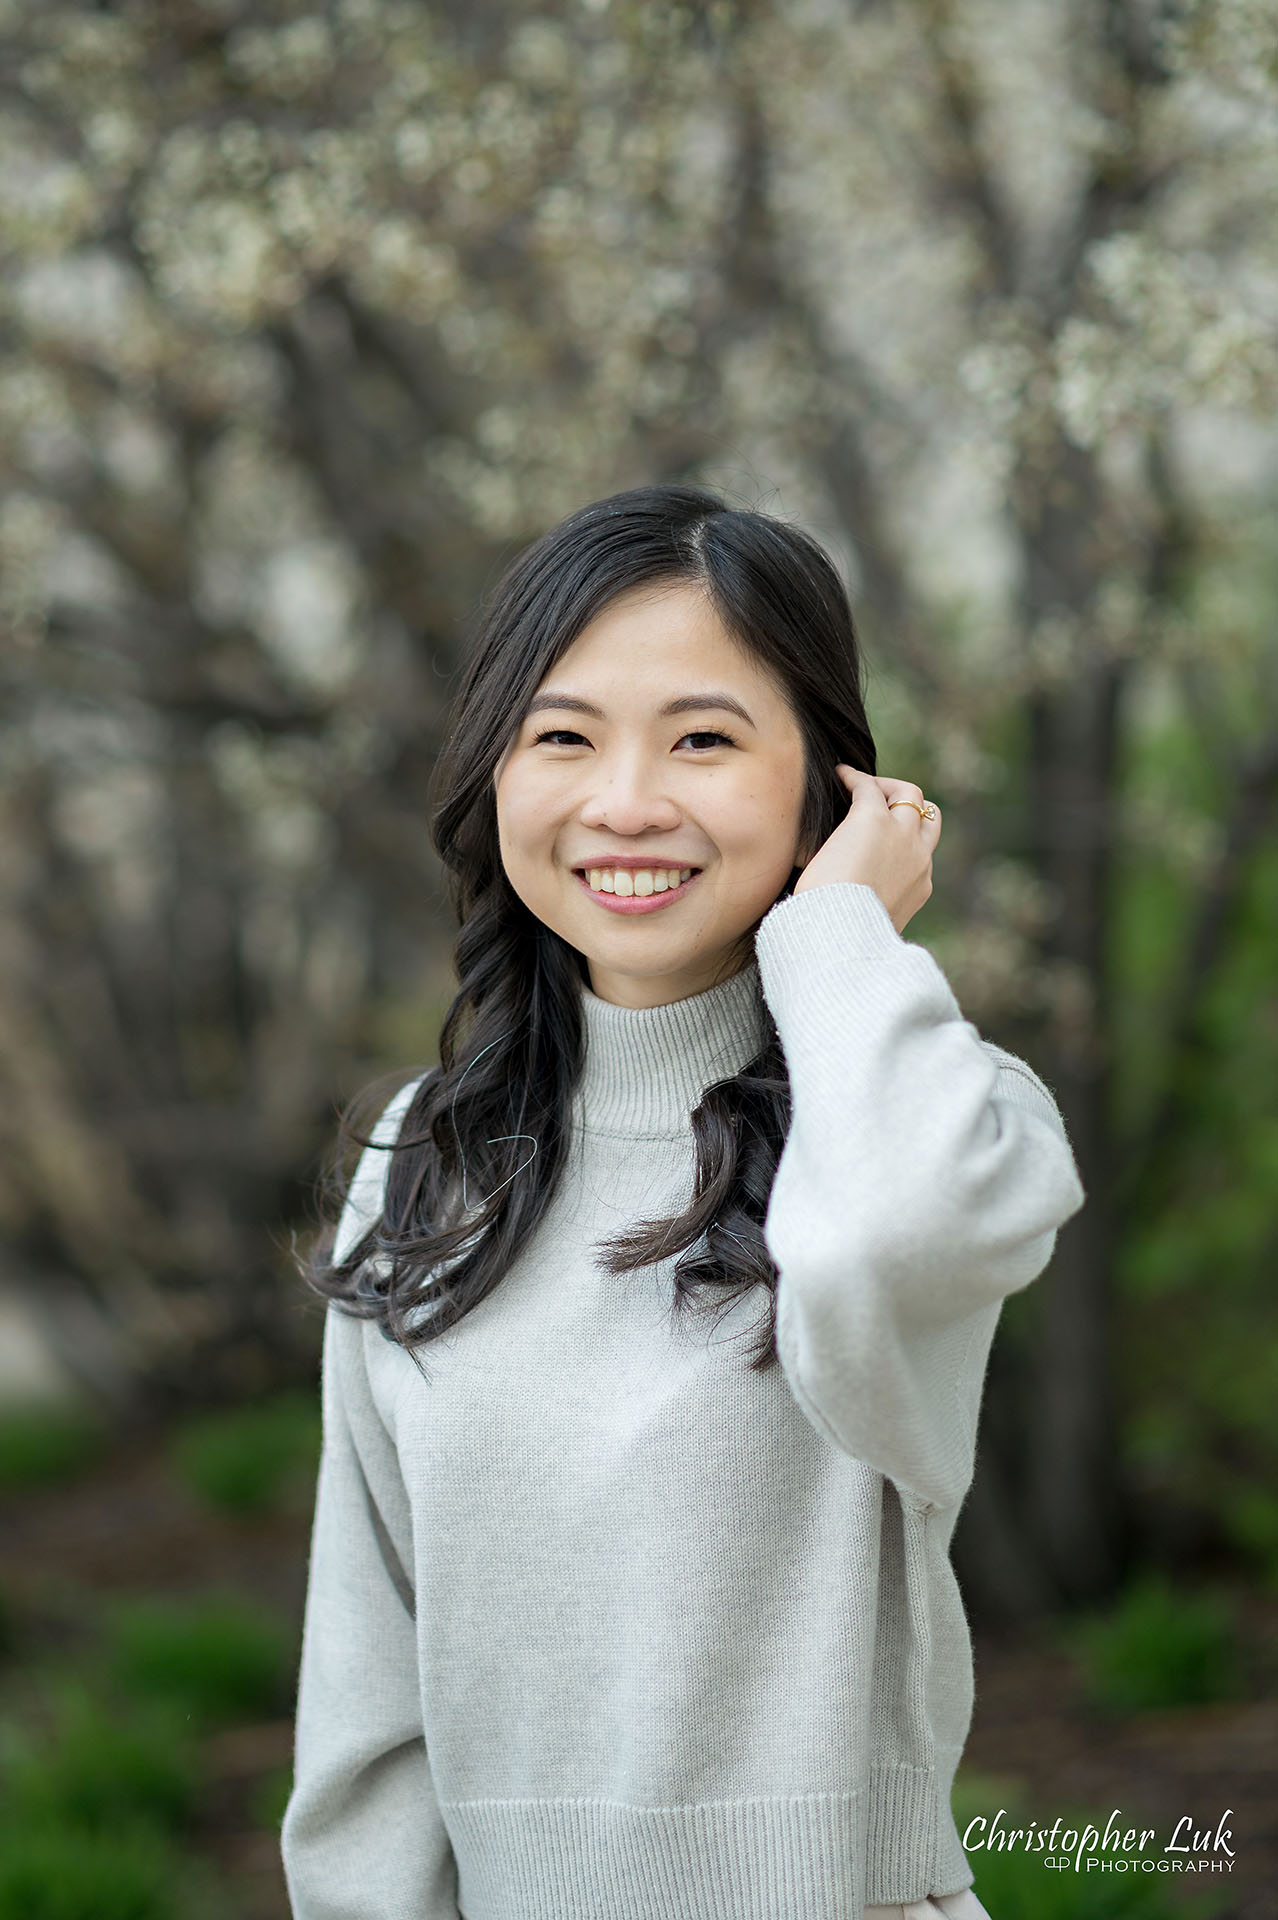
[571,960,769,1138]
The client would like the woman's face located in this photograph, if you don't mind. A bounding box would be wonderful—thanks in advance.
[493,580,811,1008]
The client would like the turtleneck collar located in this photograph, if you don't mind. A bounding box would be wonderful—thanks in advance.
[571,960,769,1139]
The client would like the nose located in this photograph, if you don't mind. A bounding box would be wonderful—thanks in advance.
[576,749,682,835]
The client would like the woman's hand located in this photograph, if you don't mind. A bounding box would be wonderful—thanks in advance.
[792,765,941,934]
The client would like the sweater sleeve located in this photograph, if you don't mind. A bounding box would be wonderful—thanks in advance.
[281,1081,460,1920]
[754,881,1086,1515]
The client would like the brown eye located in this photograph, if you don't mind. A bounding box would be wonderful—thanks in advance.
[529,727,738,750]
[680,731,738,751]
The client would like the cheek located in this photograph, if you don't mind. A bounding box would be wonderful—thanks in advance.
[733,771,802,879]
[494,767,560,870]
[718,766,803,846]
[494,765,535,831]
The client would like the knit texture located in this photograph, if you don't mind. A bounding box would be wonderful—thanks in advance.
[281,881,1086,1920]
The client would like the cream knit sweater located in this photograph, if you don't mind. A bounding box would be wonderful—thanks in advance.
[281,880,1086,1920]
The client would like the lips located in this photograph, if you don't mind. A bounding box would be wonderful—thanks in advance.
[572,868,703,915]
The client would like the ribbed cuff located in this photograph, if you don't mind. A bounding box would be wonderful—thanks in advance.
[755,881,908,971]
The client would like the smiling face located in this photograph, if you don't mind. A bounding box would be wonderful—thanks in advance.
[492,580,812,1008]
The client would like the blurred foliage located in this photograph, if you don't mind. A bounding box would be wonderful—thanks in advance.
[103,1593,295,1726]
[0,1549,289,1916]
[168,1388,320,1516]
[1221,1487,1278,1587]
[0,1678,199,1834]
[1063,1571,1245,1713]
[0,0,1274,1602]
[0,1406,108,1491]
[250,1760,295,1836]
[0,1825,187,1920]
[1108,520,1278,1571]
[0,1672,230,1920]
[0,0,1273,1319]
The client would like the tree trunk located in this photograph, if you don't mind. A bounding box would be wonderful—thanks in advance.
[956,658,1128,1622]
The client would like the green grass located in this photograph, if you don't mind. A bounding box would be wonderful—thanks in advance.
[0,1821,181,1920]
[103,1593,294,1726]
[0,1680,199,1834]
[1063,1571,1245,1713]
[0,1603,284,1919]
[0,1407,106,1491]
[168,1391,320,1517]
[0,1400,309,1919]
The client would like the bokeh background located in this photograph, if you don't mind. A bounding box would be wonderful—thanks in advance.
[0,2,1275,1916]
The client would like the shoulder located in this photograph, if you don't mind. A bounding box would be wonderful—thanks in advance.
[333,1070,435,1266]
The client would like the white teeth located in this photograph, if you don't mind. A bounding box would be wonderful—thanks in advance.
[583,867,696,896]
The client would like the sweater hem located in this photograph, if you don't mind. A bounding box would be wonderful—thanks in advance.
[441,1768,971,1918]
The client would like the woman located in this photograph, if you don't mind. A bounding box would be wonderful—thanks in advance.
[281,484,1086,1920]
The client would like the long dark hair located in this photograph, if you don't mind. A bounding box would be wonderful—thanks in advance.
[304,484,876,1373]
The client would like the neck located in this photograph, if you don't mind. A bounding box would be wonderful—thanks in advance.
[572,959,768,1137]
[585,945,757,1011]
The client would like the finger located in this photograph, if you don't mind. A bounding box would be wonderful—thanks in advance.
[885,794,942,833]
[888,802,942,831]
[876,776,929,804]
[834,764,886,803]
[872,774,940,822]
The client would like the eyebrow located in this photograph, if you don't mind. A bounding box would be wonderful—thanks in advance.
[524,691,757,730]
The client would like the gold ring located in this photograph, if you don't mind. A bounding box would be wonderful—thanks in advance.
[887,798,937,821]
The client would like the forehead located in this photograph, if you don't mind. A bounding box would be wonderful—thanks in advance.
[538,583,783,703]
